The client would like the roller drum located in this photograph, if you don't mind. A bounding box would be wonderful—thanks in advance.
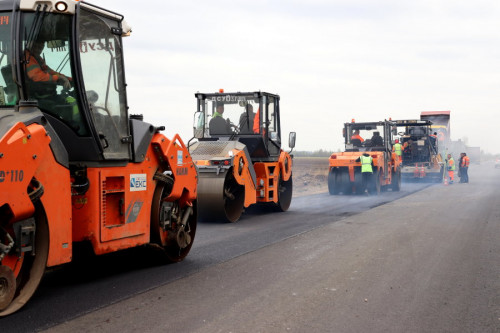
[197,171,244,223]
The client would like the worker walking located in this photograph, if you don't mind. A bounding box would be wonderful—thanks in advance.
[460,152,470,183]
[446,153,456,184]
[356,152,374,194]
[393,139,402,162]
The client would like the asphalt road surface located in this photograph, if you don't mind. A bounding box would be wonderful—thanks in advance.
[2,163,499,332]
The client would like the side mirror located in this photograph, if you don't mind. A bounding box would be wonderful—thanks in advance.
[193,111,204,139]
[288,131,296,149]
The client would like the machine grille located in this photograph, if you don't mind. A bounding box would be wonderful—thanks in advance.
[191,142,229,158]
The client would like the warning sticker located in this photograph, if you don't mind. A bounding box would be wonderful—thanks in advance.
[130,174,147,192]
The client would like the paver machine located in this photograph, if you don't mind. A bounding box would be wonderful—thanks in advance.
[393,119,444,182]
[328,120,401,195]
[0,0,197,315]
[189,91,295,222]
[420,111,451,149]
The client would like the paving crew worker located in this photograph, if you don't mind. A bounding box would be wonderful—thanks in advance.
[370,131,383,146]
[25,40,72,93]
[429,132,438,150]
[351,130,364,147]
[351,129,364,142]
[393,139,403,161]
[458,153,463,180]
[239,104,256,134]
[446,153,456,184]
[403,139,413,162]
[24,39,84,131]
[209,103,232,135]
[460,152,470,183]
[356,152,374,194]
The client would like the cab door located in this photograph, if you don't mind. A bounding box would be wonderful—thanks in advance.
[77,6,131,160]
[265,95,281,157]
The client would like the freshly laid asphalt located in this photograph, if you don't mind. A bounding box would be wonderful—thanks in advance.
[1,164,498,332]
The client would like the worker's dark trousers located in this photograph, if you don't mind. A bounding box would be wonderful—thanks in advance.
[362,172,373,193]
[461,166,469,183]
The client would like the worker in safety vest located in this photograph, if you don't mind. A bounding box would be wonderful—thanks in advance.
[355,152,374,194]
[393,139,402,162]
[446,153,455,184]
[209,103,232,135]
[24,39,85,132]
[459,152,470,183]
[25,40,72,93]
[351,130,364,146]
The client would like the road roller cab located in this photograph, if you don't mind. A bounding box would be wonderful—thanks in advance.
[328,120,401,195]
[190,91,296,222]
[0,0,198,315]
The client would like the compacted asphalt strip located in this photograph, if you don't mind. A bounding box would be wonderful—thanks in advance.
[2,164,498,332]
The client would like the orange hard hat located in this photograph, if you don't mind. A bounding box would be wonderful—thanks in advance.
[395,139,399,143]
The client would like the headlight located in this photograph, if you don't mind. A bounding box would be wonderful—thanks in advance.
[55,1,68,11]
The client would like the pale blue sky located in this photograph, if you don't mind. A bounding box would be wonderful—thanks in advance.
[104,0,500,154]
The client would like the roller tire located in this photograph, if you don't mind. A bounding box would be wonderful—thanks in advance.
[328,169,338,195]
[338,169,352,195]
[354,169,364,195]
[371,170,381,195]
[391,168,401,191]
[151,179,197,263]
[276,174,293,212]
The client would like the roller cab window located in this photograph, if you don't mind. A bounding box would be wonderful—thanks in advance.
[0,13,18,107]
[21,12,88,135]
[197,93,259,137]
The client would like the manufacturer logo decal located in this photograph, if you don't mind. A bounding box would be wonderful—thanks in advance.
[177,150,183,165]
[130,174,147,191]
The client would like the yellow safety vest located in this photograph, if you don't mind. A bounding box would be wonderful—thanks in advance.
[394,143,402,156]
[360,155,373,173]
[448,157,455,171]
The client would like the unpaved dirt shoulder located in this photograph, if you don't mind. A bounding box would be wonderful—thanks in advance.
[292,157,329,197]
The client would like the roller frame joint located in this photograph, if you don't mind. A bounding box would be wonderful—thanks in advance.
[13,219,36,256]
